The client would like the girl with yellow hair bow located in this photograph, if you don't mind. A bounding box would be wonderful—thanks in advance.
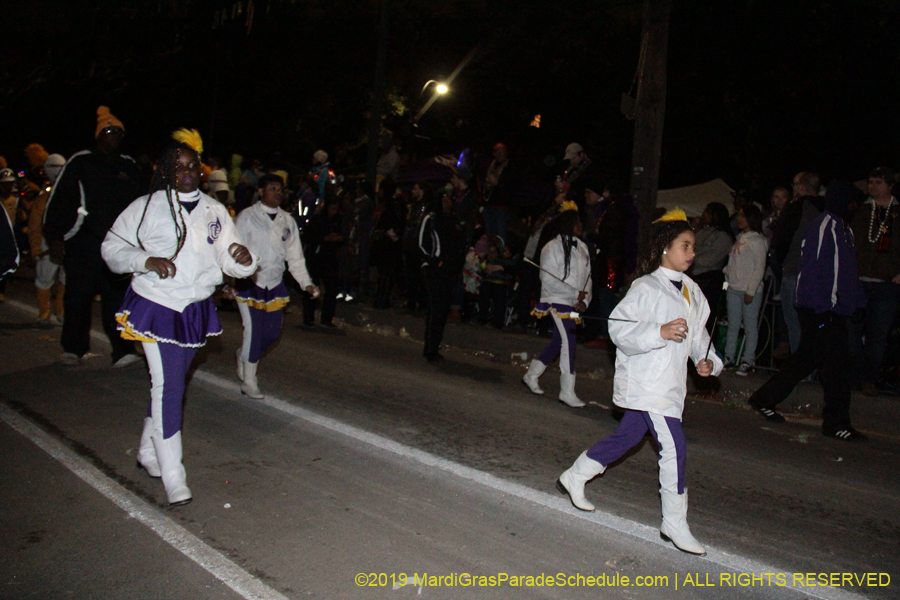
[556,206,722,557]
[101,129,258,507]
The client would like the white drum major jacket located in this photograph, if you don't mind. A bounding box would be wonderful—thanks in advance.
[235,203,312,290]
[102,190,258,312]
[608,267,723,418]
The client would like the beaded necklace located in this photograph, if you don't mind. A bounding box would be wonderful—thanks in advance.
[867,197,896,244]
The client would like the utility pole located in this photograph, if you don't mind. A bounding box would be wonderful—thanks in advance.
[365,0,390,186]
[629,0,671,254]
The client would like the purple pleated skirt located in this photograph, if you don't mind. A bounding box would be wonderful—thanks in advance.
[116,287,221,348]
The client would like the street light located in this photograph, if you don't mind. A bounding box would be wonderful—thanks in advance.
[414,80,450,125]
[420,79,449,96]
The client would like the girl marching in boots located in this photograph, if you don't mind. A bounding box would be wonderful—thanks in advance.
[556,208,722,555]
[522,203,593,407]
[233,173,319,398]
[102,130,257,506]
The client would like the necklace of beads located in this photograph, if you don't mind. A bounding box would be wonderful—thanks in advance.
[867,197,896,244]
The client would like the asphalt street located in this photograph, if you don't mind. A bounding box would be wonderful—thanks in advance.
[0,283,896,600]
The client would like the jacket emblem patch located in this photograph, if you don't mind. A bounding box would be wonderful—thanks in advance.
[207,218,222,244]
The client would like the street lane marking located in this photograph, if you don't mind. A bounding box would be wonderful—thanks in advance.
[0,404,290,600]
[195,371,865,600]
[1,299,871,599]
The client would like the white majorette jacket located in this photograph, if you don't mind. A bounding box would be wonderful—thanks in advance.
[607,266,723,418]
[235,202,313,290]
[539,235,593,307]
[102,190,258,312]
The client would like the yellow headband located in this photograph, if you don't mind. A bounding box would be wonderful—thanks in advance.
[171,128,203,154]
[560,200,579,213]
[653,207,687,224]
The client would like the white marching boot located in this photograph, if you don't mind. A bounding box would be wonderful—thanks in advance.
[136,417,161,477]
[152,431,192,506]
[559,372,586,407]
[660,489,706,555]
[556,451,606,511]
[240,361,265,399]
[235,349,244,381]
[522,360,547,394]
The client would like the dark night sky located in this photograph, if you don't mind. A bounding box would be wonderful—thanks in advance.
[2,0,898,197]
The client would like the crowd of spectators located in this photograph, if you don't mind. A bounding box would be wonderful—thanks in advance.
[1,116,898,411]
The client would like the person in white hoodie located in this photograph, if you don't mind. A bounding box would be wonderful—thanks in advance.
[102,131,257,506]
[555,209,723,556]
[722,204,768,375]
[521,203,593,407]
[233,173,319,399]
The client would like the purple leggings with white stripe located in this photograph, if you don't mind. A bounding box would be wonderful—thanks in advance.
[586,409,687,494]
[537,306,577,374]
[143,341,198,439]
[238,303,285,363]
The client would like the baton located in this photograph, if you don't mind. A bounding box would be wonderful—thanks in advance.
[524,257,581,292]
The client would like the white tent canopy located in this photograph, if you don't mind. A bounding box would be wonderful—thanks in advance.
[656,178,734,218]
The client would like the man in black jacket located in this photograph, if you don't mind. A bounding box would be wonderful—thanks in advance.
[43,106,142,367]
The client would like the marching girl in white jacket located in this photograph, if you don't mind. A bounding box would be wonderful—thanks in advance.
[522,203,593,407]
[233,173,319,399]
[102,130,257,506]
[556,209,723,556]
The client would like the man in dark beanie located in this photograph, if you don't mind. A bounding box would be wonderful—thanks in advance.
[748,180,867,441]
[848,166,900,396]
[43,106,142,367]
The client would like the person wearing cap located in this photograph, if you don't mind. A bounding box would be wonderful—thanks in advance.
[207,168,230,205]
[559,143,595,202]
[482,142,519,241]
[749,181,867,441]
[376,135,400,183]
[42,106,142,367]
[28,152,67,325]
[848,167,900,397]
[311,150,330,202]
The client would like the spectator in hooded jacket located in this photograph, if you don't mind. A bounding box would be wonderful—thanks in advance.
[748,181,867,442]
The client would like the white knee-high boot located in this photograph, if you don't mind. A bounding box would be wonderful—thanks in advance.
[235,349,244,381]
[522,360,547,394]
[241,361,264,399]
[559,372,585,407]
[136,417,161,477]
[556,451,606,511]
[660,489,706,555]
[152,431,192,506]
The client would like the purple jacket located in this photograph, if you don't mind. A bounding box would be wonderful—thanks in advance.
[795,210,866,315]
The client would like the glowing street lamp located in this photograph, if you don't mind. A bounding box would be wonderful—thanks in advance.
[414,80,450,125]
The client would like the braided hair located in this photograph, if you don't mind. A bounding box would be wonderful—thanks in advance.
[555,209,581,280]
[634,219,693,279]
[136,142,196,260]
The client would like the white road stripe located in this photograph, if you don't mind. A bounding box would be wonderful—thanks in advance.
[0,404,289,600]
[194,375,866,600]
[3,299,868,600]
